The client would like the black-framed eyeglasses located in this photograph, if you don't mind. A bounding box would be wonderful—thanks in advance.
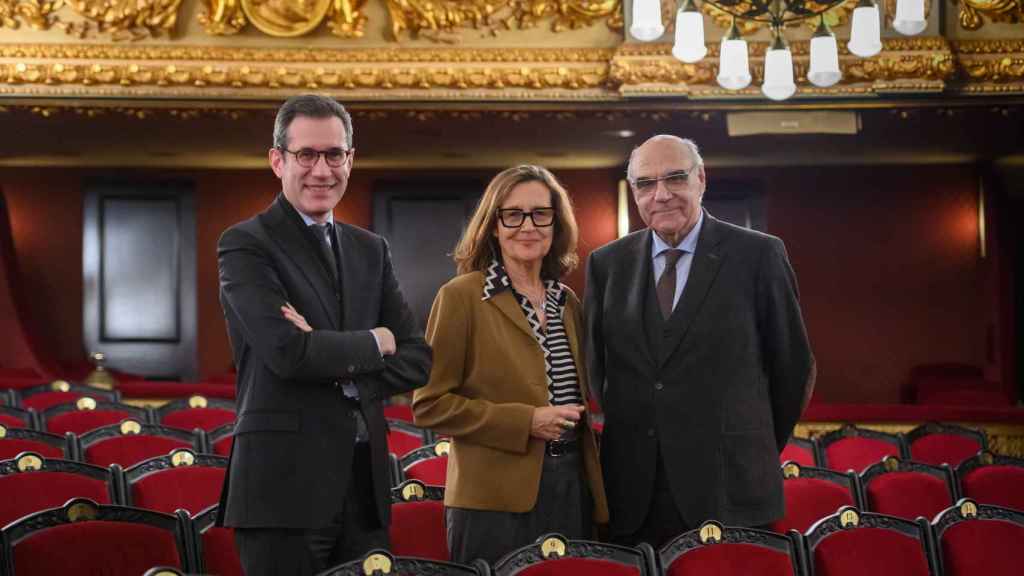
[629,168,693,196]
[496,208,556,228]
[279,147,353,168]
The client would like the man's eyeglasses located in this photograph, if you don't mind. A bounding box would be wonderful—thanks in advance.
[496,208,556,228]
[629,169,692,196]
[279,147,353,168]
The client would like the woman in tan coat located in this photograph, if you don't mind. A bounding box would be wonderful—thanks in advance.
[412,165,608,565]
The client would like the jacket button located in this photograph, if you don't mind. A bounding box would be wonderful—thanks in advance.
[647,428,655,437]
[654,381,664,391]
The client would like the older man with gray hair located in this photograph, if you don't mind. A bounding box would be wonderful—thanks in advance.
[584,134,815,548]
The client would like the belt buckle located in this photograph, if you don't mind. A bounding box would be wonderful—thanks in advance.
[547,441,565,457]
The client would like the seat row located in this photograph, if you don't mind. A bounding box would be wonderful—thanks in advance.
[0,387,236,435]
[16,497,1019,576]
[781,422,990,472]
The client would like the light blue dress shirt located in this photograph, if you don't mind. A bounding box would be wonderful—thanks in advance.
[651,211,704,313]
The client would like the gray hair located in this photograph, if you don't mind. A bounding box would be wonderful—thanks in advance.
[626,135,704,180]
[272,94,353,150]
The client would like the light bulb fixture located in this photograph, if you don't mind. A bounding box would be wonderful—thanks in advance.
[893,0,927,35]
[717,18,752,90]
[672,0,707,63]
[848,0,882,57]
[679,0,927,100]
[630,0,665,42]
[807,16,842,87]
[762,28,796,100]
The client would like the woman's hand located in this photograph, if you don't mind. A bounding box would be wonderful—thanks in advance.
[531,404,585,441]
[282,303,312,333]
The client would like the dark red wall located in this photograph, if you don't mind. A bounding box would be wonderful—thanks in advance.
[0,164,1006,404]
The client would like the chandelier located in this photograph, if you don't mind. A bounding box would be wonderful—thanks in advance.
[630,0,928,100]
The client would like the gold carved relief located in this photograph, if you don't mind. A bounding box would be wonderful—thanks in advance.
[951,0,1021,31]
[241,0,331,36]
[0,0,182,40]
[385,0,622,42]
[198,0,248,34]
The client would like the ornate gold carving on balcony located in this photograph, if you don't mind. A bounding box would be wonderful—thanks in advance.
[384,0,622,42]
[0,0,182,40]
[951,0,1021,31]
[240,0,331,36]
[198,0,248,35]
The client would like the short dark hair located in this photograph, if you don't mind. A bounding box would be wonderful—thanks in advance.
[272,94,353,150]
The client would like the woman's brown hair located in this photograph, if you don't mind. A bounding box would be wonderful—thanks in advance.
[453,165,579,279]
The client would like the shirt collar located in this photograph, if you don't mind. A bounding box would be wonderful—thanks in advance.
[296,209,334,228]
[651,210,704,259]
[481,258,563,304]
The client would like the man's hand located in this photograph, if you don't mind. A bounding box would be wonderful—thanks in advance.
[282,303,312,333]
[371,327,396,356]
[531,404,585,441]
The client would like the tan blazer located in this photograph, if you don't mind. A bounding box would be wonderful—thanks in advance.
[412,271,608,522]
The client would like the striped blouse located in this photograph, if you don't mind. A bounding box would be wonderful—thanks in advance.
[482,259,584,409]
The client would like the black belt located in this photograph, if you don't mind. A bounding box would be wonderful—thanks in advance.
[546,438,579,458]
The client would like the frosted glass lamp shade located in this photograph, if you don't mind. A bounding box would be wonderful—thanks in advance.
[716,38,751,90]
[848,3,882,57]
[672,10,707,63]
[893,0,927,35]
[762,47,796,100]
[630,0,665,41]
[808,34,842,87]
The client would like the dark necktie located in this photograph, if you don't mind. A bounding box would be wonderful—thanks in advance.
[311,223,338,281]
[657,249,684,320]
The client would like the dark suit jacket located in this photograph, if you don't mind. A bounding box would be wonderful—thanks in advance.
[216,195,430,530]
[584,211,814,534]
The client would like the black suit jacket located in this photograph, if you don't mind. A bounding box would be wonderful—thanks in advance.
[584,212,813,534]
[216,195,430,529]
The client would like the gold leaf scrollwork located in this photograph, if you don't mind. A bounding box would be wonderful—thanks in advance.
[951,0,1021,30]
[241,0,331,37]
[0,0,63,31]
[62,0,183,40]
[384,0,621,43]
[325,0,368,38]
[198,0,247,35]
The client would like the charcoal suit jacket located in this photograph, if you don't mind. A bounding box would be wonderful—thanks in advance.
[216,194,430,529]
[584,211,814,534]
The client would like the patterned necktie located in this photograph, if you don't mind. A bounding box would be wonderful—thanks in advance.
[657,249,684,320]
[311,223,338,281]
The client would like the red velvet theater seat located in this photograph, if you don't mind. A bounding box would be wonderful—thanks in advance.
[401,440,451,486]
[193,505,243,576]
[860,456,956,521]
[390,479,448,561]
[17,381,119,412]
[1,498,193,575]
[956,451,1024,512]
[80,420,201,468]
[387,419,432,458]
[905,423,987,467]
[932,499,1024,576]
[770,463,861,534]
[0,452,118,527]
[818,424,905,474]
[322,549,489,576]
[0,427,70,460]
[494,533,657,576]
[157,395,236,432]
[0,406,36,430]
[805,507,935,576]
[125,449,228,515]
[780,436,818,467]
[383,403,414,423]
[659,521,803,576]
[43,398,151,436]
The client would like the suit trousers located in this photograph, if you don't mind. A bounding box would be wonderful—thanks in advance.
[234,442,388,576]
[610,451,689,550]
[446,443,592,566]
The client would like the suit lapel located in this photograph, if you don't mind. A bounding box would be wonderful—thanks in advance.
[620,232,658,368]
[659,213,726,368]
[262,196,341,330]
[489,291,536,342]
